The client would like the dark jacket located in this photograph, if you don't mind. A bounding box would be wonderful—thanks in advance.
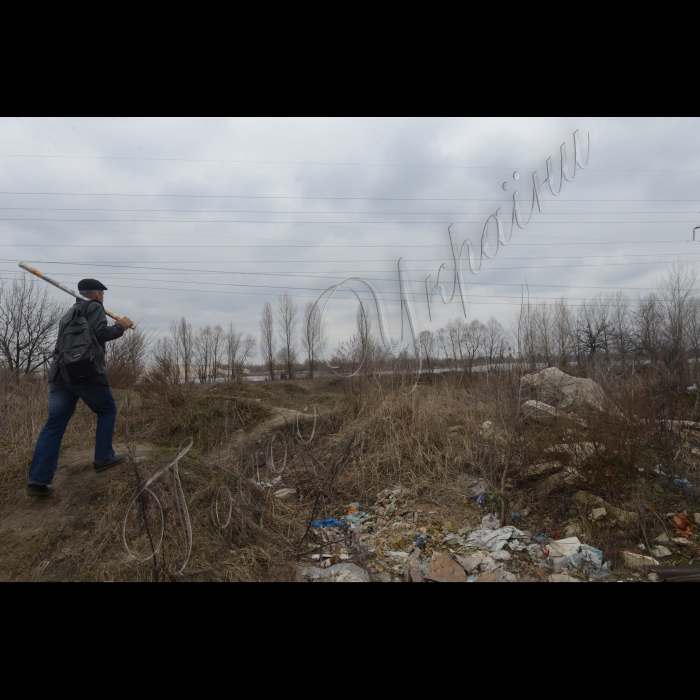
[49,299,125,385]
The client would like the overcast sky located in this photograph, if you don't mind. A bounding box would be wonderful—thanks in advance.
[1,116,698,360]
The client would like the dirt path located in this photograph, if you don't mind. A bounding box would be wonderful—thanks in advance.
[0,442,156,572]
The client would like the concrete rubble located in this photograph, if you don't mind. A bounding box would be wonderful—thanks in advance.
[521,367,605,411]
[523,400,560,423]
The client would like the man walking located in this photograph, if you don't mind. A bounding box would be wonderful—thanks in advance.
[26,279,134,497]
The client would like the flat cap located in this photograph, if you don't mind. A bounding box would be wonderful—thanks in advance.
[78,278,108,291]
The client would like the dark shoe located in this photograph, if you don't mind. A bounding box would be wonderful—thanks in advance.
[26,483,54,497]
[93,453,126,474]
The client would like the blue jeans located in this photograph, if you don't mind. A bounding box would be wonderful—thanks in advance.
[28,381,118,485]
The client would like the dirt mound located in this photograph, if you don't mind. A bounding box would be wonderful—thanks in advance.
[0,442,156,581]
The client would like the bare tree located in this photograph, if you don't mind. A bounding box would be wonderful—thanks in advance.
[608,291,633,365]
[276,292,298,380]
[170,317,193,383]
[632,293,663,364]
[576,295,611,365]
[532,303,554,367]
[687,297,700,383]
[153,338,180,384]
[552,297,574,368]
[301,301,325,378]
[193,325,225,383]
[656,261,698,374]
[462,319,485,372]
[194,326,213,383]
[105,324,152,388]
[435,327,453,369]
[484,317,506,370]
[259,302,276,381]
[211,324,224,381]
[356,301,372,373]
[446,319,464,368]
[225,323,256,381]
[0,276,66,374]
[419,329,436,373]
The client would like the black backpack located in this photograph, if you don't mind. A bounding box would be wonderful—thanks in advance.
[57,301,105,384]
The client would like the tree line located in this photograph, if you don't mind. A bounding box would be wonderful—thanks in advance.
[2,262,700,384]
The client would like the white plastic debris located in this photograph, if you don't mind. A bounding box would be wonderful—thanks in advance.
[481,514,502,530]
[465,526,525,552]
[547,537,582,568]
[621,552,659,569]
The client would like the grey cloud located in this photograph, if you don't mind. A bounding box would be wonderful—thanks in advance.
[1,117,699,359]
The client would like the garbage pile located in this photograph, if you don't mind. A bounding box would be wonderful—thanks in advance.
[296,486,623,583]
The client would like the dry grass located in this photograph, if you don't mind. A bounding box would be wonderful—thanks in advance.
[1,366,699,581]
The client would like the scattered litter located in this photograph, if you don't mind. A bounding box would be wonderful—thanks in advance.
[413,535,427,550]
[491,550,511,562]
[670,513,693,538]
[409,569,425,583]
[346,511,371,528]
[473,569,517,583]
[565,523,583,537]
[674,479,695,489]
[688,385,698,392]
[387,551,410,561]
[510,509,529,525]
[442,534,464,547]
[455,552,496,575]
[591,507,607,522]
[425,553,467,583]
[296,563,369,582]
[651,546,672,558]
[465,526,525,551]
[469,493,485,508]
[566,545,611,579]
[621,551,660,569]
[460,475,489,498]
[549,573,580,583]
[312,518,346,529]
[547,537,583,568]
[482,514,502,530]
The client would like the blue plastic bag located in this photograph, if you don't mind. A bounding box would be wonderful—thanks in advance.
[674,478,695,489]
[469,493,485,508]
[312,518,347,529]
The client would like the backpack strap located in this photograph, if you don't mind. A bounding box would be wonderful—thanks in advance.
[74,299,100,319]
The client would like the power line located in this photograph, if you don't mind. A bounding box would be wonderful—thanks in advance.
[0,218,698,225]
[0,269,674,302]
[0,271,676,307]
[2,259,675,290]
[1,207,699,215]
[4,257,698,270]
[1,152,700,174]
[0,191,699,202]
[0,241,691,249]
[1,248,695,263]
